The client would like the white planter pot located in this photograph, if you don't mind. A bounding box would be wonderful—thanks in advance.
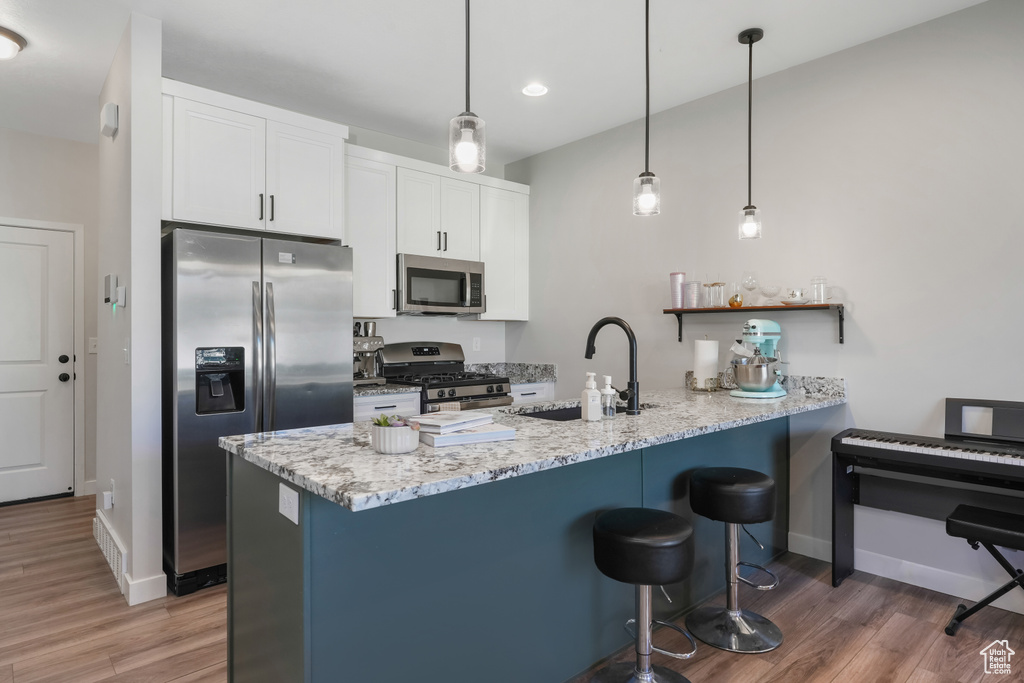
[370,425,419,454]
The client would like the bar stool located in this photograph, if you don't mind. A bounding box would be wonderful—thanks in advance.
[685,467,782,654]
[591,507,698,683]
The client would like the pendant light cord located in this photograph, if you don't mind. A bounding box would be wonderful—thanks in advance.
[644,0,650,173]
[747,37,753,207]
[465,0,471,113]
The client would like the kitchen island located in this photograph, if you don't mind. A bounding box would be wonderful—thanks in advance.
[221,379,844,683]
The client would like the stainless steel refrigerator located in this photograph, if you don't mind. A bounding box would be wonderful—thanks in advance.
[161,227,352,595]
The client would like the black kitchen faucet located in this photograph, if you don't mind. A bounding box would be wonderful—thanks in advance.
[584,316,640,415]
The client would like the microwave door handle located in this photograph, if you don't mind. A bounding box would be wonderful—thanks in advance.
[461,275,468,306]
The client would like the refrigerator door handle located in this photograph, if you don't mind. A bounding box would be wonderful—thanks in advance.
[266,281,277,430]
[252,281,264,432]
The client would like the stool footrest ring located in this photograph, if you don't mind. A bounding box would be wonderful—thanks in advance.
[737,561,779,591]
[624,619,698,660]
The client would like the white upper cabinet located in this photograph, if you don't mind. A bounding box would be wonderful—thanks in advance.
[479,186,529,321]
[396,168,441,256]
[266,121,345,238]
[397,169,479,261]
[439,177,480,261]
[164,83,348,240]
[345,156,397,318]
[172,99,267,231]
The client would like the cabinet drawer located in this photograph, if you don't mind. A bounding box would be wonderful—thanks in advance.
[353,393,421,422]
[510,382,554,404]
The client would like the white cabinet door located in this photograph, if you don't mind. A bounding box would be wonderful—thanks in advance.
[346,157,397,318]
[266,121,345,240]
[479,187,529,320]
[172,98,266,230]
[396,168,442,257]
[353,392,421,422]
[511,382,553,404]
[439,177,479,261]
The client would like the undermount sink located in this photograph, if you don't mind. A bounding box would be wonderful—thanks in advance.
[521,406,630,421]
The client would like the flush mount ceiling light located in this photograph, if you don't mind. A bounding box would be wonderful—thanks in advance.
[449,0,485,173]
[632,0,660,216]
[738,27,764,240]
[522,83,548,97]
[0,26,27,60]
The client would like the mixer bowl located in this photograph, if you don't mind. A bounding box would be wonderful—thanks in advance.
[731,357,780,392]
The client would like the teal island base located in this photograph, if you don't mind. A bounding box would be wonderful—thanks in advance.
[227,418,789,682]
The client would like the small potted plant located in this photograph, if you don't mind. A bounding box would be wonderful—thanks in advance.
[369,414,420,454]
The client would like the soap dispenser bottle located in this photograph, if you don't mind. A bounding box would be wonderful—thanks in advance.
[581,372,601,421]
[600,375,617,419]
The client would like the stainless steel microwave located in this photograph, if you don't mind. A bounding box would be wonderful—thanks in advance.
[397,253,485,315]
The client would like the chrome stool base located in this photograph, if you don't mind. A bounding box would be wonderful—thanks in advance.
[590,662,692,683]
[685,605,783,654]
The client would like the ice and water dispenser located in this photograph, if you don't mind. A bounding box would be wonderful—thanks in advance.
[195,347,244,414]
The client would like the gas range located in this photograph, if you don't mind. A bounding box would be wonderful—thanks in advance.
[378,342,513,412]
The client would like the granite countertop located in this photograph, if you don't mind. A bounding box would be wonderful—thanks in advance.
[353,384,421,397]
[221,376,845,513]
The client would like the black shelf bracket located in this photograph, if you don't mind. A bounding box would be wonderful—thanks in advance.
[664,303,846,344]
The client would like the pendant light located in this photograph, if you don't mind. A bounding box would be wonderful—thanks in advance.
[449,0,485,173]
[738,28,763,239]
[632,0,659,216]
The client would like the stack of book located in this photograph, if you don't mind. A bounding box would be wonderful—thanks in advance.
[410,410,516,447]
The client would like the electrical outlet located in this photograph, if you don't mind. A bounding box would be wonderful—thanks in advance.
[109,479,115,507]
[88,337,98,354]
[279,483,299,525]
[472,337,481,352]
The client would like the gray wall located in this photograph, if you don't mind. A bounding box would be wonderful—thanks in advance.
[506,0,1023,609]
[0,127,99,484]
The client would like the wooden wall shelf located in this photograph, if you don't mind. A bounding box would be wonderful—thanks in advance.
[663,303,845,343]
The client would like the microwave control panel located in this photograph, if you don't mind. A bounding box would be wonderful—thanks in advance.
[469,273,483,307]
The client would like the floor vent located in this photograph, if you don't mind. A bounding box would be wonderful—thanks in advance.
[93,515,127,594]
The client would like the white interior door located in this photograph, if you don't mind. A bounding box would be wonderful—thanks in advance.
[0,226,74,502]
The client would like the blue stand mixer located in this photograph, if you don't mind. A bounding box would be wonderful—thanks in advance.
[730,319,786,399]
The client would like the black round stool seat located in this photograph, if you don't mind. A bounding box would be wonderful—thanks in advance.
[690,467,775,525]
[593,507,694,586]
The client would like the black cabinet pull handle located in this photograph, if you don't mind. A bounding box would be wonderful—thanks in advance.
[443,232,448,251]
[58,355,69,364]
[270,195,275,221]
[436,231,441,251]
[373,404,397,410]
[521,392,537,396]
[259,193,264,220]
[392,289,398,310]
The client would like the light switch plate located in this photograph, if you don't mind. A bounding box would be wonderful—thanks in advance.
[279,483,299,525]
[88,338,98,354]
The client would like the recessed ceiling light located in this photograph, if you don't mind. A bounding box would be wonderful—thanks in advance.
[522,83,548,97]
[0,26,27,61]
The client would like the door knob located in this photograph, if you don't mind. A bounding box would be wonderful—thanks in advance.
[58,354,69,363]
[58,373,70,382]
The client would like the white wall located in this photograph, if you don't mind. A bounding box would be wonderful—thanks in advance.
[506,0,1023,610]
[356,317,506,364]
[0,128,98,485]
[95,13,165,606]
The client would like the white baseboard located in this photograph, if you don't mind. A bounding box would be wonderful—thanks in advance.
[77,480,96,497]
[123,571,167,606]
[788,532,1024,615]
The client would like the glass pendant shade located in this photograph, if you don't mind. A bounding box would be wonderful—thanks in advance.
[449,114,485,173]
[633,173,661,216]
[738,206,762,240]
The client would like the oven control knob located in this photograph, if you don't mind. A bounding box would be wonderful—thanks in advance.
[486,385,494,393]
[495,384,504,392]
[447,389,456,397]
[437,390,445,398]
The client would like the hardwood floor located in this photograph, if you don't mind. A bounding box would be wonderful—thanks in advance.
[3,496,1022,682]
[571,553,1024,683]
[0,496,226,683]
